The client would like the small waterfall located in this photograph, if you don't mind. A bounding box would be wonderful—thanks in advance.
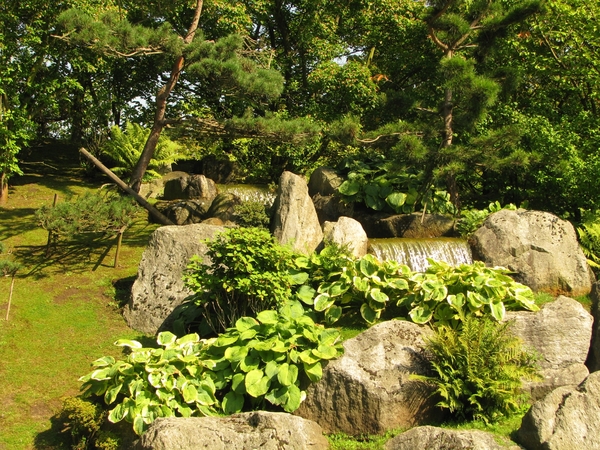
[369,238,473,272]
[217,184,276,208]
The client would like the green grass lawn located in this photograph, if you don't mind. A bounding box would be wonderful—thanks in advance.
[0,143,159,449]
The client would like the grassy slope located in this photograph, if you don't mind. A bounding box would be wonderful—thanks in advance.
[0,143,159,449]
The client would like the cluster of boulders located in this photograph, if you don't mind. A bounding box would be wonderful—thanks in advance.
[125,169,600,449]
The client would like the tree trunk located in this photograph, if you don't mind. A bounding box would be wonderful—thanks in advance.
[0,173,7,206]
[128,0,204,193]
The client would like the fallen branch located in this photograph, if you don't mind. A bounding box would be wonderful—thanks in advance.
[79,148,174,226]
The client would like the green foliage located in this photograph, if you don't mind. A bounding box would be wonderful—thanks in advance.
[79,333,219,436]
[0,241,19,276]
[413,316,541,423]
[79,303,343,435]
[576,209,600,274]
[36,192,139,237]
[456,202,518,237]
[183,228,299,334]
[398,260,538,327]
[295,248,410,326]
[102,122,182,180]
[336,155,456,215]
[59,396,107,450]
[232,201,271,228]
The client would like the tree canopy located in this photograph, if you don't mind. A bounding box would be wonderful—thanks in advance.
[2,0,600,218]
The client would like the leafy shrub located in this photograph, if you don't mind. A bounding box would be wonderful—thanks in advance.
[456,201,517,237]
[60,396,107,449]
[232,200,271,228]
[78,302,343,435]
[336,155,456,215]
[183,227,303,334]
[101,122,182,180]
[398,260,538,327]
[295,249,410,325]
[0,241,19,276]
[36,191,139,237]
[413,316,541,423]
[576,209,600,274]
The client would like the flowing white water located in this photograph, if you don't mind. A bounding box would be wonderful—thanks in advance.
[217,184,276,207]
[369,238,473,272]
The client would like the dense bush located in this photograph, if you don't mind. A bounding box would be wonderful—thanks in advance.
[36,191,139,237]
[576,209,600,274]
[59,396,120,450]
[336,155,456,215]
[232,200,271,228]
[182,227,304,334]
[413,316,541,423]
[455,201,517,237]
[78,302,343,435]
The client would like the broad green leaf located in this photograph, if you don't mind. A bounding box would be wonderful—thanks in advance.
[175,333,200,345]
[277,363,299,386]
[104,382,123,405]
[239,328,258,340]
[489,301,506,321]
[353,276,369,292]
[232,372,247,394]
[235,317,259,332]
[225,345,249,362]
[222,391,245,414]
[324,305,343,324]
[90,368,112,381]
[264,360,279,379]
[114,339,142,349]
[318,328,341,346]
[409,305,433,324]
[92,356,116,367]
[256,310,279,324]
[298,350,320,365]
[240,352,261,372]
[107,403,127,423]
[279,300,305,318]
[366,194,385,210]
[213,334,240,347]
[360,303,379,324]
[283,385,304,412]
[265,386,289,406]
[182,383,198,403]
[314,293,335,312]
[289,269,309,285]
[312,345,339,360]
[303,361,323,383]
[133,415,145,435]
[369,288,389,305]
[390,278,410,290]
[338,179,361,196]
[386,192,407,212]
[360,255,379,277]
[245,369,270,397]
[156,332,177,347]
[296,285,316,305]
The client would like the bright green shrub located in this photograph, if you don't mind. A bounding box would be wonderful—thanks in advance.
[576,209,600,274]
[78,302,343,435]
[456,201,517,237]
[336,155,456,215]
[36,191,139,237]
[60,396,107,449]
[183,227,303,334]
[295,249,410,325]
[398,260,538,327]
[232,200,271,228]
[413,316,541,423]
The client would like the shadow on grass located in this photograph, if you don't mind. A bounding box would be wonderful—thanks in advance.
[0,207,42,241]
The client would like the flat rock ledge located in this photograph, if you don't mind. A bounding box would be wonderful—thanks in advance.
[385,426,522,450]
[133,411,329,450]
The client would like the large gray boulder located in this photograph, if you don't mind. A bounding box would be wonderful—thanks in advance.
[385,426,522,450]
[470,209,592,296]
[516,371,600,450]
[271,171,323,254]
[153,199,212,225]
[163,172,218,202]
[588,282,600,372]
[124,224,224,334]
[134,412,329,450]
[505,296,593,399]
[295,320,437,435]
[308,167,343,197]
[322,216,368,258]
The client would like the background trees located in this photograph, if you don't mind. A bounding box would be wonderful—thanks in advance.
[2,0,600,218]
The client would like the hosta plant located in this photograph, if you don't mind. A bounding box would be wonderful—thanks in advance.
[398,260,538,327]
[294,249,411,325]
[78,302,343,435]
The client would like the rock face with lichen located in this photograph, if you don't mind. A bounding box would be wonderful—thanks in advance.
[295,320,438,436]
[470,209,592,296]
